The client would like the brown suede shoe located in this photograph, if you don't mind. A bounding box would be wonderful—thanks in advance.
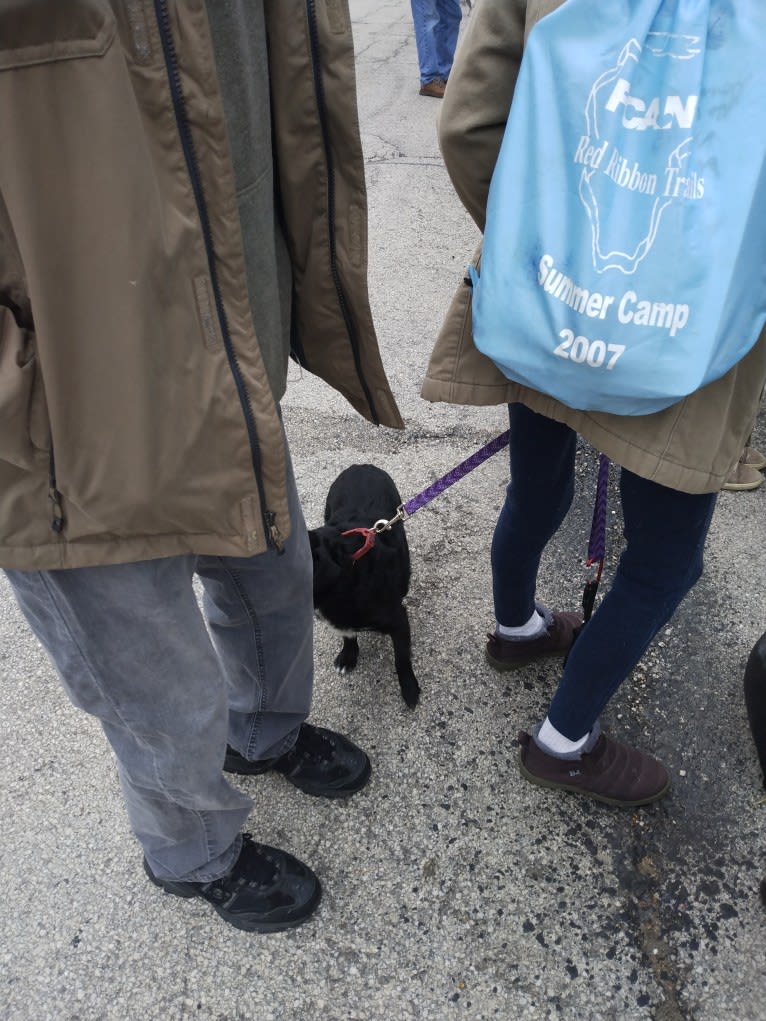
[419,77,447,98]
[485,609,583,671]
[741,446,766,471]
[518,728,670,807]
[722,460,764,491]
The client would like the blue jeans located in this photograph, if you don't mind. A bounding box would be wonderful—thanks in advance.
[492,404,717,740]
[5,452,313,883]
[410,0,462,84]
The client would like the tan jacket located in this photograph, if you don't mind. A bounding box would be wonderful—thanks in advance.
[422,0,766,494]
[0,0,402,571]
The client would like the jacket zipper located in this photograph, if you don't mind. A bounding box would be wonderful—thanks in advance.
[48,446,65,534]
[153,0,283,553]
[305,0,380,426]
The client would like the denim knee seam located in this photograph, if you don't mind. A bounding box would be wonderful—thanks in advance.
[36,571,131,732]
[219,562,267,759]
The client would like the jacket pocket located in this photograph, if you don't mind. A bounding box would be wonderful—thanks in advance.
[0,309,49,470]
[0,0,115,71]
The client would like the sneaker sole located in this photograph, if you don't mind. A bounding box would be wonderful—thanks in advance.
[145,867,322,933]
[721,479,764,491]
[210,881,322,933]
[223,758,271,777]
[518,753,670,808]
[485,647,566,672]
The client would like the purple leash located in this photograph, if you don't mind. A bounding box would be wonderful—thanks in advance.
[357,431,609,624]
[401,430,510,516]
[581,453,610,623]
[359,431,511,551]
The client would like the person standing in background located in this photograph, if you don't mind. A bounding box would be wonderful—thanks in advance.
[410,0,462,98]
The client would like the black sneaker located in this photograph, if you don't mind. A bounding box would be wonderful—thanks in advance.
[224,722,371,798]
[144,834,321,933]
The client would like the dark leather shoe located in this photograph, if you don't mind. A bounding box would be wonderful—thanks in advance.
[224,723,372,798]
[518,727,670,807]
[419,77,447,98]
[144,834,321,933]
[485,609,583,671]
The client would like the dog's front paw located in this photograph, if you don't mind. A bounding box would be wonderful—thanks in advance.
[334,636,359,674]
[398,671,421,709]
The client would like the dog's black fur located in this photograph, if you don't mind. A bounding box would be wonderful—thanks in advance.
[308,464,420,708]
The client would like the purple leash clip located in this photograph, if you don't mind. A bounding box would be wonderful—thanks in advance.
[370,431,512,540]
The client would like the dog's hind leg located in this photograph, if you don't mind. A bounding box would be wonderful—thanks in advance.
[388,604,420,708]
[335,635,359,675]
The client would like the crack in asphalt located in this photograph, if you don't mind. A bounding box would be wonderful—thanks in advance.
[617,837,692,1021]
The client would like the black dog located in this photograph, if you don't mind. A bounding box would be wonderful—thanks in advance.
[308,464,420,708]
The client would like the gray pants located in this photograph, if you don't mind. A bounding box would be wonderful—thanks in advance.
[5,466,313,883]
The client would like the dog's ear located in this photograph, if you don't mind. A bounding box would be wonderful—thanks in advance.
[308,526,336,560]
[309,527,345,591]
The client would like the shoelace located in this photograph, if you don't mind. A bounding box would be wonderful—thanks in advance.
[210,836,279,892]
[290,726,336,764]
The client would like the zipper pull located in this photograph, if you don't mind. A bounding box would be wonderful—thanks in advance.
[48,487,65,534]
[266,511,285,554]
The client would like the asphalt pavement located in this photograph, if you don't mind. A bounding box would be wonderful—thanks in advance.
[1,2,764,1019]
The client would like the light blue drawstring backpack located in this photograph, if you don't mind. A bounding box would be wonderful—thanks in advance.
[471,0,766,415]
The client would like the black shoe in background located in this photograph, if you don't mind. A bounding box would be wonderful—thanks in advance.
[224,722,372,798]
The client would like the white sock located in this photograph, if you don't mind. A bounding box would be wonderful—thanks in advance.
[537,716,589,754]
[497,609,546,640]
